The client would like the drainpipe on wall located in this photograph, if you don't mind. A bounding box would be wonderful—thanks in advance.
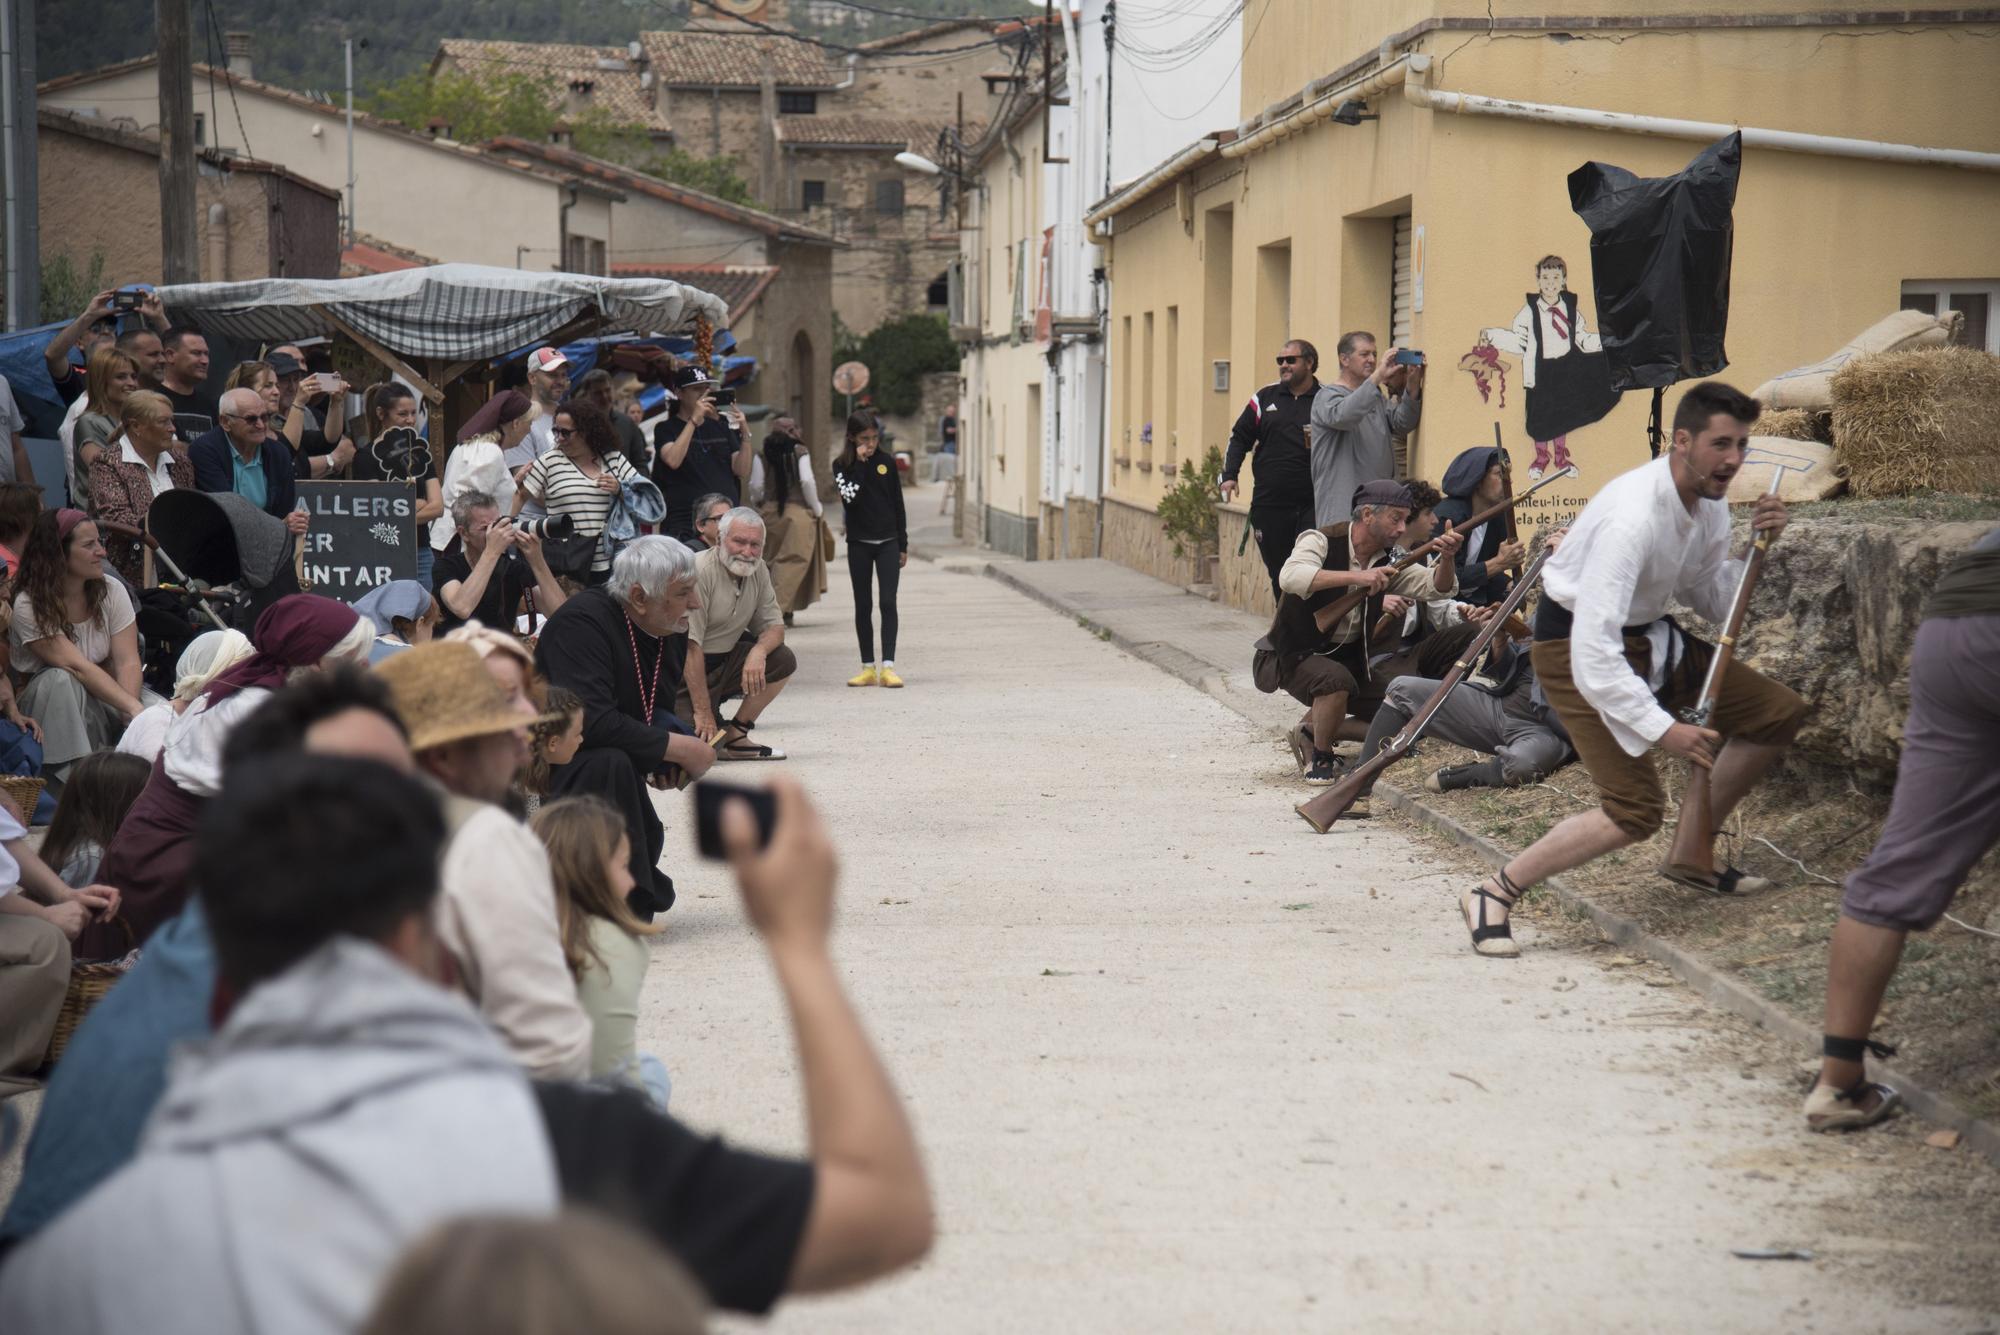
[557,182,578,272]
[206,201,228,282]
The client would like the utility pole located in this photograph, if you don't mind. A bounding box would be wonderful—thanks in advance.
[0,0,40,327]
[157,0,199,283]
[345,38,356,246]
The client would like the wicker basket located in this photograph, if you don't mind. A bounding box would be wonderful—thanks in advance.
[43,919,137,1067]
[0,774,44,823]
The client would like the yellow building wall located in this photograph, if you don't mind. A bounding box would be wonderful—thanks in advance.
[1103,15,2000,602]
[960,105,1048,558]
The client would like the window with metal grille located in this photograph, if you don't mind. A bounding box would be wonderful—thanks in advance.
[778,91,818,115]
[875,178,905,214]
[801,179,827,209]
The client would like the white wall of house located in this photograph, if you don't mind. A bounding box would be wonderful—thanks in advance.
[42,67,597,270]
[1095,0,1240,192]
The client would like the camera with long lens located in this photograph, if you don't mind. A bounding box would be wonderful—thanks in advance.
[511,513,576,541]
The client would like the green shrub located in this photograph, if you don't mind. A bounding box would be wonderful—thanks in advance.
[1158,445,1224,560]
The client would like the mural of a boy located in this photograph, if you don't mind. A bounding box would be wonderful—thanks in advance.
[1476,254,1621,479]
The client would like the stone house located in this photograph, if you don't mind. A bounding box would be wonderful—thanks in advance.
[38,107,341,286]
[425,6,1017,335]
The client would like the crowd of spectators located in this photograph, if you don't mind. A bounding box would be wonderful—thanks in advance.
[0,289,922,1332]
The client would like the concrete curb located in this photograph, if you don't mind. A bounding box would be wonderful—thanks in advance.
[980,560,2000,1167]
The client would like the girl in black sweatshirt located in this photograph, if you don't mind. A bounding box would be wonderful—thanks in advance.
[832,412,908,687]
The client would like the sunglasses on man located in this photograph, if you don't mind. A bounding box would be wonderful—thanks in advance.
[1275,355,1301,366]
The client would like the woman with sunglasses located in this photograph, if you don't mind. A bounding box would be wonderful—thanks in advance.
[511,399,642,586]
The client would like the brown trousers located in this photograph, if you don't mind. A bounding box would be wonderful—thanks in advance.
[0,914,70,1093]
[1532,633,1807,839]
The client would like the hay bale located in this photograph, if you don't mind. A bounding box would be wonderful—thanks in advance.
[1754,407,1831,443]
[1831,346,2000,497]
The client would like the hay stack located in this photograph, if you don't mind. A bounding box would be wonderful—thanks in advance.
[1831,345,2000,497]
[1755,407,1831,443]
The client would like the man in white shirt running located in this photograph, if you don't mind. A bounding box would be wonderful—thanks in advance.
[1457,382,1808,958]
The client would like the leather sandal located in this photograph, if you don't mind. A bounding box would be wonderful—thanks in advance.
[1803,1079,1902,1133]
[714,717,785,761]
[1659,864,1773,897]
[1461,868,1523,959]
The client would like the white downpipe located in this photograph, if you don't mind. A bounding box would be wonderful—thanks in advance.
[1406,75,2000,174]
[1083,137,1217,230]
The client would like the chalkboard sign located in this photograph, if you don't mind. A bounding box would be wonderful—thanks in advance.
[297,480,418,592]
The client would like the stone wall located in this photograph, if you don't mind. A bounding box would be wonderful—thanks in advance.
[1101,495,1196,587]
[876,370,960,465]
[1731,511,1992,777]
[1216,507,1276,619]
[1037,498,1098,561]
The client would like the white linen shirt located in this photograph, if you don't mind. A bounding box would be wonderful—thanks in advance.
[121,438,179,493]
[1540,456,1740,756]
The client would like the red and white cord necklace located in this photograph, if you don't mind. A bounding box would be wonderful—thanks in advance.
[623,613,664,726]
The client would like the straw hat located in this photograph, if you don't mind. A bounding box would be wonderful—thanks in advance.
[376,641,547,753]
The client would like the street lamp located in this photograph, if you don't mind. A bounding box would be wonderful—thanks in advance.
[894,151,942,176]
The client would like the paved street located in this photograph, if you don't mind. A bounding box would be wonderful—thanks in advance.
[645,535,1999,1334]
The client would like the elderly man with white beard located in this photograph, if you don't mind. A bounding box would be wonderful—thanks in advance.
[679,507,797,762]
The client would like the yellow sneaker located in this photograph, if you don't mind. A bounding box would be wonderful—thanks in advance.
[879,667,905,689]
[847,665,879,687]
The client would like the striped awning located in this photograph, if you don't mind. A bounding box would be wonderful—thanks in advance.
[156,264,730,362]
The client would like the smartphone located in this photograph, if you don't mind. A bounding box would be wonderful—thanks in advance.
[314,372,342,393]
[713,388,737,408]
[1394,349,1426,366]
[694,779,776,860]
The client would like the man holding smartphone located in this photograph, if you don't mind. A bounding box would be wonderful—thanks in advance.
[1309,331,1424,528]
[652,366,751,543]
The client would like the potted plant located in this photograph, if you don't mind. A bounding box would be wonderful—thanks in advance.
[1158,445,1224,586]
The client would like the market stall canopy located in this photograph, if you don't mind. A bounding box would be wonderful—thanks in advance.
[154,264,731,362]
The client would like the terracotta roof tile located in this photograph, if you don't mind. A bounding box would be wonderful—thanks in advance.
[608,263,780,321]
[342,234,436,277]
[434,40,673,134]
[639,29,844,90]
[774,114,960,150]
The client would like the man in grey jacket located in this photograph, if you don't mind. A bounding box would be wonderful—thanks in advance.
[1310,331,1425,527]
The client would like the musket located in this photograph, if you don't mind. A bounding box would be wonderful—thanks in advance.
[1311,466,1575,636]
[1496,423,1518,546]
[1297,544,1556,833]
[1663,465,1788,881]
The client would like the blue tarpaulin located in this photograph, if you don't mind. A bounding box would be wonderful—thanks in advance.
[0,322,76,438]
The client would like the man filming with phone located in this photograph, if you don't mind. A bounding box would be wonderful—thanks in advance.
[434,490,569,634]
[1310,332,1425,527]
[653,365,752,543]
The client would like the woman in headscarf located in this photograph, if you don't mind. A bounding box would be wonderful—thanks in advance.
[84,595,374,954]
[433,391,533,557]
[352,580,441,662]
[756,416,826,623]
[115,628,256,763]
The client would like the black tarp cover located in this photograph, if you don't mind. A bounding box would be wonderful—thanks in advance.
[1568,132,1741,391]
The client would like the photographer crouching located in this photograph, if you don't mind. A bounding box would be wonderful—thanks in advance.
[433,489,570,635]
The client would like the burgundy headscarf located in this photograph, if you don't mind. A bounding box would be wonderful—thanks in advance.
[201,594,362,705]
[55,508,89,541]
[456,390,534,443]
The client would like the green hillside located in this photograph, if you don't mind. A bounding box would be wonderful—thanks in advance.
[41,0,1035,99]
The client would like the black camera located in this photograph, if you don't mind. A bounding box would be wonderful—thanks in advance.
[512,513,576,541]
[713,388,736,407]
[111,287,146,313]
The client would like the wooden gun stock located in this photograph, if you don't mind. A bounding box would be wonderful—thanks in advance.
[1297,547,1555,833]
[1663,468,1788,879]
[1311,465,1575,635]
